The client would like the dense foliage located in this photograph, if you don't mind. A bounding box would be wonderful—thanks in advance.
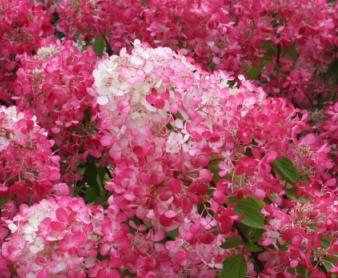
[0,0,337,277]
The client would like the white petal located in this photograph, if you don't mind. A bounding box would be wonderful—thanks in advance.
[97,96,109,105]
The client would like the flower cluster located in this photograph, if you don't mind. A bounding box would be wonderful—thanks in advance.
[89,42,336,276]
[0,1,337,277]
[260,191,338,277]
[53,0,337,106]
[0,106,64,277]
[319,100,338,179]
[13,40,99,182]
[2,196,100,277]
[0,106,61,204]
[0,0,53,101]
[321,101,338,147]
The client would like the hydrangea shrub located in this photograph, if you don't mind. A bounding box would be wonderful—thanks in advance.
[0,1,337,277]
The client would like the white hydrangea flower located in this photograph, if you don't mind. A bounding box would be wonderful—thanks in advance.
[93,56,125,97]
[166,132,190,153]
[36,46,59,60]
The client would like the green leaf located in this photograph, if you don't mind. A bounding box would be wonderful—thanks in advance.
[261,41,276,58]
[294,265,308,276]
[228,196,240,204]
[235,197,265,229]
[167,228,179,239]
[219,254,247,278]
[285,187,297,199]
[322,255,338,272]
[85,186,100,203]
[288,45,298,60]
[236,223,264,241]
[92,36,106,56]
[272,156,300,184]
[221,236,243,249]
[165,123,174,131]
[84,157,105,188]
[208,158,222,182]
[245,242,263,252]
[320,236,331,249]
[324,58,338,81]
[0,197,8,207]
[55,31,65,40]
[244,41,277,80]
[83,156,109,205]
[246,66,262,80]
[209,62,217,71]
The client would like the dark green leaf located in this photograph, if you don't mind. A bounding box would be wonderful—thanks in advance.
[235,197,265,229]
[250,227,264,240]
[165,123,174,131]
[221,236,243,249]
[209,62,217,71]
[272,156,300,184]
[85,186,100,203]
[245,242,263,252]
[83,157,108,205]
[261,41,276,58]
[324,58,338,81]
[84,159,99,188]
[167,228,179,239]
[219,254,247,278]
[93,36,106,56]
[236,222,264,242]
[288,45,298,60]
[320,236,331,249]
[294,265,308,276]
[246,66,262,80]
[322,255,338,272]
[228,196,240,204]
[55,31,65,40]
[0,197,8,207]
[285,187,297,199]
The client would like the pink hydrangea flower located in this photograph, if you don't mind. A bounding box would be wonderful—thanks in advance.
[2,196,101,277]
[0,106,62,203]
[14,40,99,183]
